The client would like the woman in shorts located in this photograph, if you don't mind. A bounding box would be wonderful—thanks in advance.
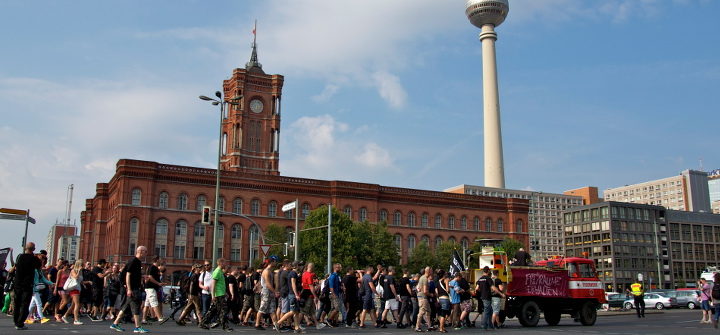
[435,270,451,333]
[62,261,85,325]
[54,261,70,322]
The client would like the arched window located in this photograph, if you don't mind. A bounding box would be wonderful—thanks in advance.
[393,211,402,226]
[448,236,456,244]
[268,201,278,217]
[158,192,169,209]
[435,236,443,249]
[473,217,480,231]
[485,218,492,231]
[194,224,205,237]
[461,237,469,250]
[251,199,260,216]
[129,218,139,234]
[421,235,430,246]
[222,132,228,154]
[232,198,243,214]
[394,234,402,255]
[379,210,388,223]
[218,197,225,211]
[302,203,310,219]
[421,213,429,228]
[408,235,416,253]
[460,216,467,230]
[249,225,260,264]
[359,208,368,222]
[516,219,523,233]
[131,188,141,206]
[497,218,504,232]
[175,220,187,236]
[407,212,416,227]
[344,206,353,219]
[435,214,442,229]
[177,193,188,210]
[155,219,168,235]
[231,224,242,240]
[449,215,456,229]
[217,223,224,240]
[196,195,207,211]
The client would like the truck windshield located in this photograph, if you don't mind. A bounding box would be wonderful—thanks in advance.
[567,262,596,278]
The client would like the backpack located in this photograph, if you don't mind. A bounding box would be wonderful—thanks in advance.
[244,274,254,295]
[712,284,720,300]
[180,273,193,295]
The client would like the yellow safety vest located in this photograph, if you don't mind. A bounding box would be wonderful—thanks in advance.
[630,283,643,296]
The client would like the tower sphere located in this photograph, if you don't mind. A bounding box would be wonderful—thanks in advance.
[465,0,509,28]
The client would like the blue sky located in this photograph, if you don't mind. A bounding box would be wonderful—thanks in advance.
[1,0,718,252]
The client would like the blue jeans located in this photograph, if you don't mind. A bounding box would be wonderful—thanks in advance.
[482,299,493,329]
[201,293,211,315]
[714,304,720,322]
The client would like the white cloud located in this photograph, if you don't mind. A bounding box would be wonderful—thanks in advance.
[281,115,396,181]
[372,71,407,109]
[0,76,219,250]
[311,84,340,103]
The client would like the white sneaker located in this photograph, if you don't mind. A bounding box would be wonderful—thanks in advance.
[317,322,326,330]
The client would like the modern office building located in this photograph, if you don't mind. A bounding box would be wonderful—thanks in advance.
[56,234,79,263]
[445,185,583,261]
[45,223,77,263]
[604,169,711,212]
[709,169,720,214]
[563,186,602,205]
[564,202,720,292]
[666,210,720,287]
[563,202,670,292]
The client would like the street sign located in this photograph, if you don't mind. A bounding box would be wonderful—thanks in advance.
[282,201,297,212]
[259,244,272,256]
[0,208,27,216]
[0,213,35,223]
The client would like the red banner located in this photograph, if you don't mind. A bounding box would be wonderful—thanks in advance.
[507,268,569,298]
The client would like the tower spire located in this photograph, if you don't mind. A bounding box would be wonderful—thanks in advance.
[246,20,263,72]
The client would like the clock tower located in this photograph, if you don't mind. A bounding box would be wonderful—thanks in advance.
[220,39,283,175]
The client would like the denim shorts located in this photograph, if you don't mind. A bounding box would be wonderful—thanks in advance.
[701,300,711,311]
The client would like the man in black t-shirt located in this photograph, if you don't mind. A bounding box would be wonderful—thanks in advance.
[111,246,148,333]
[380,267,400,328]
[342,267,360,327]
[142,256,164,324]
[475,267,493,330]
[396,269,412,328]
[12,242,40,330]
[226,267,240,324]
[90,259,106,321]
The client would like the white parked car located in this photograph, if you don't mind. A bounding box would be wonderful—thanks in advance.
[623,292,678,310]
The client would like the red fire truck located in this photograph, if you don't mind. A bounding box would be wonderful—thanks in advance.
[472,247,606,327]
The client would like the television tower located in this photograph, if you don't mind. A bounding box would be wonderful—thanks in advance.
[465,0,509,188]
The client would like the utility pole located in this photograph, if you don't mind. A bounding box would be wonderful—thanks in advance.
[327,204,332,275]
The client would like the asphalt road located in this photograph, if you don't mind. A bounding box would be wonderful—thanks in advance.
[2,309,718,334]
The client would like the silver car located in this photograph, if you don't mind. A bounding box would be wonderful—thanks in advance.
[623,293,678,310]
[648,290,700,309]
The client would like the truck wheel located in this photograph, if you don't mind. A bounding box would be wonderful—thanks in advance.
[544,310,561,326]
[579,301,597,326]
[518,301,540,327]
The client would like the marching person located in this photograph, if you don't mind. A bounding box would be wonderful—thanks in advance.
[12,242,41,330]
[110,246,149,333]
[200,258,232,332]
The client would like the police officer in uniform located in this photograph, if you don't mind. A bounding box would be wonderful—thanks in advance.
[627,282,645,318]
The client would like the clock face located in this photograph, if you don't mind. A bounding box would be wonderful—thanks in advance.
[250,99,264,114]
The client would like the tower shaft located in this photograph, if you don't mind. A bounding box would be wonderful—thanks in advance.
[480,24,505,188]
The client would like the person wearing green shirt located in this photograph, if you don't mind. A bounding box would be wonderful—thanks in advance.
[200,258,232,332]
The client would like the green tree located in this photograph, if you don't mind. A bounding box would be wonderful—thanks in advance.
[435,241,462,273]
[406,243,435,274]
[498,237,524,261]
[299,206,398,276]
[262,223,291,259]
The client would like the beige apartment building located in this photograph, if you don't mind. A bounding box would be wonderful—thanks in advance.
[445,185,583,261]
[604,170,711,212]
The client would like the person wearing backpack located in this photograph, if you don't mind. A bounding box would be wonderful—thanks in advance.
[711,273,720,329]
[176,264,202,326]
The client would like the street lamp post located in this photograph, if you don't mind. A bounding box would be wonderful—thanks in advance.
[199,91,241,267]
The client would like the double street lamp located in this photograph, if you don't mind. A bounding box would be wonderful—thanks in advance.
[199,91,241,267]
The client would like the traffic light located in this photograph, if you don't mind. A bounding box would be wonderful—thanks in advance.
[201,206,212,225]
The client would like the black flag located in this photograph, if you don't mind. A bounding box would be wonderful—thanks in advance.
[449,249,466,277]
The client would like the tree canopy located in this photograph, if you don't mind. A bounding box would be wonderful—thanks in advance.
[298,205,399,276]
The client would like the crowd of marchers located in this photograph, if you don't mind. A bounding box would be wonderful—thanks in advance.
[1,243,512,333]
